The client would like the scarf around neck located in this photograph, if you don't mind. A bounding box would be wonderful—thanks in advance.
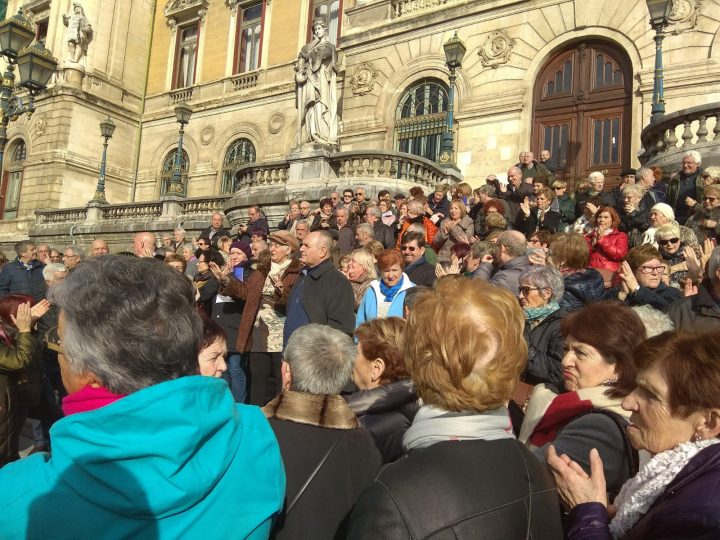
[62,385,125,416]
[609,438,720,538]
[403,405,515,451]
[379,275,404,302]
[524,300,560,322]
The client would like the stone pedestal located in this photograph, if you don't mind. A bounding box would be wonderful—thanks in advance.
[61,61,86,90]
[286,144,337,188]
[85,201,107,223]
[159,195,184,220]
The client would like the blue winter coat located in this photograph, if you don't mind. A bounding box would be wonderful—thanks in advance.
[0,376,285,539]
[0,258,46,301]
[356,275,415,327]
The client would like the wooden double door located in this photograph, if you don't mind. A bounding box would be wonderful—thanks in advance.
[532,41,633,187]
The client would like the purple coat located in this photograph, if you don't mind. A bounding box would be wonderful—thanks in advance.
[567,444,720,539]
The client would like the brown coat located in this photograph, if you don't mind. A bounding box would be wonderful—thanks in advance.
[219,267,268,353]
[275,258,304,313]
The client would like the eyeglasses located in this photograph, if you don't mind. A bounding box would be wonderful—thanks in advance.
[637,265,666,275]
[355,192,364,197]
[343,194,352,198]
[658,238,680,246]
[552,186,564,190]
[331,196,339,200]
[400,245,417,252]
[704,197,717,203]
[529,239,541,245]
[519,286,542,296]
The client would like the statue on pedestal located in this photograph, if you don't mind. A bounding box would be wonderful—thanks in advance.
[62,2,93,63]
[295,17,338,147]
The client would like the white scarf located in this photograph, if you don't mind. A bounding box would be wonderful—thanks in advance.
[609,438,720,538]
[402,404,515,451]
[262,259,291,296]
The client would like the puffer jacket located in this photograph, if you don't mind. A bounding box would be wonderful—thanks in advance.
[344,379,420,463]
[586,229,629,273]
[0,259,46,302]
[523,310,566,392]
[561,269,606,312]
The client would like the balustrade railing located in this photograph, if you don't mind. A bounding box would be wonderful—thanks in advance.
[391,0,459,17]
[102,202,163,220]
[234,161,290,189]
[230,72,259,92]
[178,196,231,217]
[331,151,452,187]
[169,88,193,104]
[36,207,87,224]
[640,103,720,165]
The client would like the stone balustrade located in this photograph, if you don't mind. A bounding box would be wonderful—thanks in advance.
[169,88,194,104]
[640,103,720,171]
[228,71,259,92]
[330,150,455,188]
[102,202,163,220]
[35,207,88,225]
[234,161,290,189]
[390,0,459,18]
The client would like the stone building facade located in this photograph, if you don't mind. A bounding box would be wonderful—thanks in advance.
[1,0,719,251]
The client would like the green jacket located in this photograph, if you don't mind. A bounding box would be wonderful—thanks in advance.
[667,168,704,209]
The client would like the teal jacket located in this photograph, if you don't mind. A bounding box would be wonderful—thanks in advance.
[0,376,285,539]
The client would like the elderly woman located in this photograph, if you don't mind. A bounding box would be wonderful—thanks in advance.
[0,256,284,537]
[641,202,700,254]
[345,317,419,463]
[520,302,646,498]
[550,331,720,539]
[432,200,474,264]
[247,231,303,405]
[347,278,563,538]
[619,183,652,247]
[346,248,377,310]
[515,187,562,235]
[198,318,228,378]
[549,232,605,311]
[357,249,414,326]
[585,205,629,281]
[518,266,567,393]
[378,199,397,228]
[310,197,337,232]
[614,245,682,309]
[686,184,720,244]
[655,223,689,287]
[193,247,225,316]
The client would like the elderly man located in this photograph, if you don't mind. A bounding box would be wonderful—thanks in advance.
[295,219,309,244]
[668,246,720,331]
[336,206,354,255]
[133,231,157,258]
[365,206,394,248]
[264,323,381,540]
[636,166,665,204]
[36,243,51,265]
[199,212,231,246]
[298,200,312,220]
[473,230,533,295]
[172,228,187,253]
[0,256,285,537]
[668,150,704,225]
[0,240,46,301]
[90,239,109,257]
[575,171,614,217]
[400,231,436,287]
[62,246,84,272]
[539,149,554,173]
[238,205,270,243]
[284,231,355,346]
[355,223,374,248]
[497,166,535,222]
[518,151,553,184]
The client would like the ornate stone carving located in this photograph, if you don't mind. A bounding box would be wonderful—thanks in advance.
[479,30,515,69]
[268,112,285,134]
[166,17,178,35]
[33,114,47,136]
[62,2,93,63]
[349,62,378,96]
[200,125,214,145]
[667,0,703,34]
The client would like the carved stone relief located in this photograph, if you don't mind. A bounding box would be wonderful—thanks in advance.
[268,112,285,134]
[479,30,515,69]
[667,0,703,34]
[349,62,379,96]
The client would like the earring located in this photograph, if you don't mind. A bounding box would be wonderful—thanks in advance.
[693,434,703,443]
[370,375,377,383]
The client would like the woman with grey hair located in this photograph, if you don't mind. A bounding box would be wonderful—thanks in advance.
[0,255,285,537]
[518,266,567,393]
[619,183,652,247]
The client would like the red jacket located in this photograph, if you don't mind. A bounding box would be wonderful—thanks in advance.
[585,229,628,273]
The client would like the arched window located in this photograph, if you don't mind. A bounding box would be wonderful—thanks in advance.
[395,79,449,162]
[222,138,256,193]
[161,149,189,196]
[1,140,26,220]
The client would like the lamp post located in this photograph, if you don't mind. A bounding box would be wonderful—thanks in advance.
[166,102,193,196]
[90,117,116,204]
[0,8,58,172]
[438,32,466,168]
[646,0,672,123]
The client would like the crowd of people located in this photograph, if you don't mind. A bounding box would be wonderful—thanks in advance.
[0,147,720,538]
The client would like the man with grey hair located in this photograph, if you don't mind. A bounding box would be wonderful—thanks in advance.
[668,245,720,331]
[264,323,381,540]
[636,166,665,204]
[365,206,394,248]
[199,212,230,247]
[576,171,614,217]
[90,238,109,257]
[355,222,374,248]
[62,245,84,272]
[0,240,46,301]
[0,255,285,537]
[335,206,354,255]
[284,231,355,346]
[473,230,534,295]
[668,150,704,224]
[497,166,534,221]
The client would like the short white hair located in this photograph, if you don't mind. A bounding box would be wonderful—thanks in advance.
[588,171,605,182]
[43,263,67,281]
[684,150,702,165]
[631,306,674,338]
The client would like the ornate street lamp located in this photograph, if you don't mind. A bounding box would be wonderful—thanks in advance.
[438,32,466,167]
[90,117,116,204]
[646,0,672,123]
[166,102,193,196]
[0,8,58,173]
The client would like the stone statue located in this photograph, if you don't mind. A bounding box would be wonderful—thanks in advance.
[62,2,93,63]
[295,17,338,147]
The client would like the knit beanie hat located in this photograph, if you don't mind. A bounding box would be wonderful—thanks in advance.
[651,203,674,221]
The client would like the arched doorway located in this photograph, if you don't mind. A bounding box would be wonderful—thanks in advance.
[532,41,632,187]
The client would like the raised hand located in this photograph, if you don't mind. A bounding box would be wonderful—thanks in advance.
[585,202,599,216]
[30,299,51,321]
[683,277,698,297]
[547,445,608,510]
[618,260,639,293]
[520,197,531,217]
[11,302,33,333]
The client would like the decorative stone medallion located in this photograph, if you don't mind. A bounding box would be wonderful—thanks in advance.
[200,125,214,145]
[667,0,703,34]
[349,62,379,96]
[268,112,285,134]
[33,114,47,136]
[479,30,515,69]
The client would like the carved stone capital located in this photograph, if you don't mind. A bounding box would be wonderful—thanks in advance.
[479,30,515,69]
[166,17,178,35]
[349,62,378,96]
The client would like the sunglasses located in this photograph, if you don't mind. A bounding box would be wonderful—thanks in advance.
[355,193,364,196]
[518,286,541,296]
[658,238,680,246]
[704,197,717,203]
[400,245,417,252]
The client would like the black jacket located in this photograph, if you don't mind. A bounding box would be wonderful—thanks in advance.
[606,281,682,310]
[199,226,231,246]
[560,269,606,312]
[344,380,420,464]
[238,217,270,243]
[404,258,436,287]
[524,310,566,393]
[0,259,46,302]
[668,279,720,332]
[347,438,563,539]
[373,221,395,249]
[514,208,562,235]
